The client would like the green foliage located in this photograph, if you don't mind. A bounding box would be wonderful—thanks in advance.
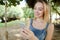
[0,5,5,17]
[0,5,23,19]
[52,0,60,6]
[22,7,34,19]
[0,0,23,6]
[51,0,60,15]
[7,6,21,18]
[0,20,20,27]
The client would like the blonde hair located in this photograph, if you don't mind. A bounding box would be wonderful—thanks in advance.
[43,2,50,22]
[34,2,50,23]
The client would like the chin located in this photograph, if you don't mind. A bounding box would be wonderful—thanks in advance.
[35,15,42,17]
[35,16,40,18]
[36,16,42,18]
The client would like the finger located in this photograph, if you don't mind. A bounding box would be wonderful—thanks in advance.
[20,31,29,39]
[23,28,33,34]
[21,28,34,37]
[21,29,29,36]
[20,28,30,35]
[23,29,30,35]
[21,33,26,38]
[23,28,34,37]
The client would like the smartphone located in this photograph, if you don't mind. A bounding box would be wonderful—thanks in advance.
[20,22,26,29]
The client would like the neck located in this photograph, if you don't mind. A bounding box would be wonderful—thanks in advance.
[35,16,43,21]
[36,18,43,21]
[36,18,46,23]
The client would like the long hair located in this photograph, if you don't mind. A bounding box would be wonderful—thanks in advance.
[25,0,50,22]
[43,2,50,22]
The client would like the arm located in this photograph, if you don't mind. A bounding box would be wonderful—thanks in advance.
[45,23,54,40]
[21,18,39,40]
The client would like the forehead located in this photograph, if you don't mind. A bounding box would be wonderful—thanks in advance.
[34,2,43,8]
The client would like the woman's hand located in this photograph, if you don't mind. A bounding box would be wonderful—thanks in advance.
[20,28,38,40]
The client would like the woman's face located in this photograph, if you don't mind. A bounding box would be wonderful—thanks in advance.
[34,2,44,18]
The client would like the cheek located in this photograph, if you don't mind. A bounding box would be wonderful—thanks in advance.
[34,10,44,17]
[39,11,43,15]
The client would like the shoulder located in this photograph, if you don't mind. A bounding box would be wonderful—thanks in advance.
[47,23,54,32]
[49,23,54,29]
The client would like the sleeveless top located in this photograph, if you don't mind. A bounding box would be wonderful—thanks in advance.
[29,19,49,40]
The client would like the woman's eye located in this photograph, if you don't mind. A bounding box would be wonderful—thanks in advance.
[38,8,43,11]
[34,7,43,11]
[38,9,41,11]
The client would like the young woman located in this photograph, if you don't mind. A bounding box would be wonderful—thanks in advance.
[20,0,54,40]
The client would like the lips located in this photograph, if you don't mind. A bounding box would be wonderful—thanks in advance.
[35,13,40,16]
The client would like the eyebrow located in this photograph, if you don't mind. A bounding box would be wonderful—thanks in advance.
[34,6,44,9]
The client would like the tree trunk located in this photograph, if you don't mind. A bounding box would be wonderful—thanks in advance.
[4,0,8,40]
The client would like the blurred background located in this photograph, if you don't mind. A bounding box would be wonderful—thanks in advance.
[0,0,60,40]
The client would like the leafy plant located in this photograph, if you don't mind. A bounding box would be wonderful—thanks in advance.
[0,0,23,6]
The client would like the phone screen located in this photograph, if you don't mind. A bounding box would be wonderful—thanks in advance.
[20,22,26,28]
